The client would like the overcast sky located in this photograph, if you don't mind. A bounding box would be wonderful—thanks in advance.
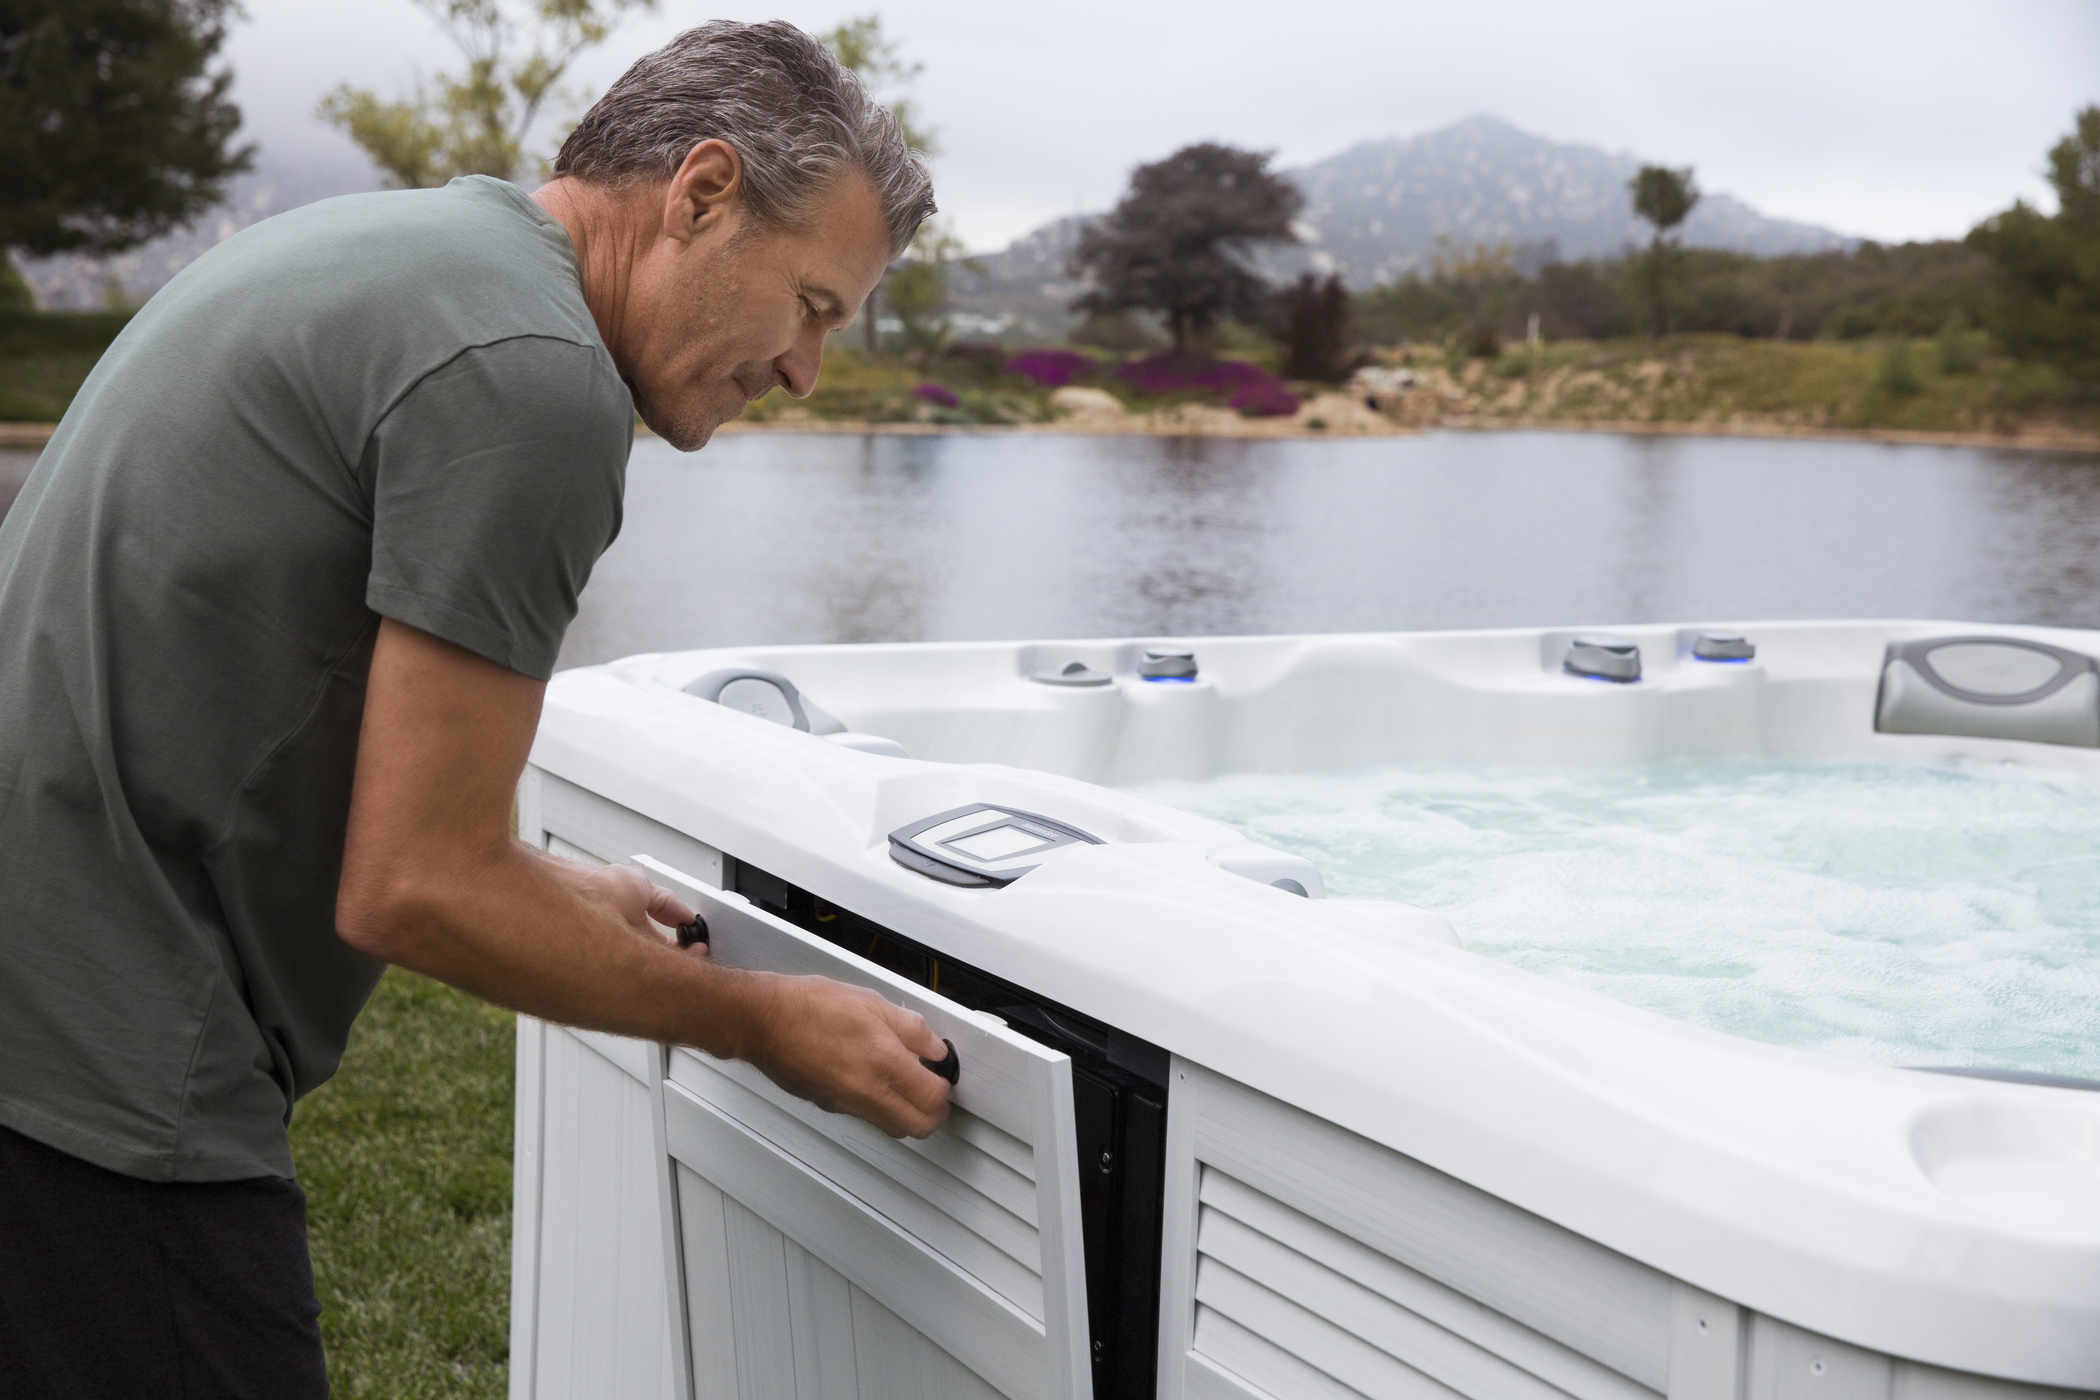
[228,0,2097,253]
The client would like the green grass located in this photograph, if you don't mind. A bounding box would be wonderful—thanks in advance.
[742,345,1058,426]
[1455,334,2097,436]
[0,312,129,421]
[289,968,515,1398]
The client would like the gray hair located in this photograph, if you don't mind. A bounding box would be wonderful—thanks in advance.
[554,20,934,257]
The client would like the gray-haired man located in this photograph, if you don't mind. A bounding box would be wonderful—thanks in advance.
[0,21,949,1395]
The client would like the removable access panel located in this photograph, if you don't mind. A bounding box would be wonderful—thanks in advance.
[642,870,1098,1400]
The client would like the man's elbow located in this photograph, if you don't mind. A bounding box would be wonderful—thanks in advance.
[335,869,439,963]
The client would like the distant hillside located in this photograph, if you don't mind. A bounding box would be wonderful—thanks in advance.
[18,149,379,310]
[950,115,1854,338]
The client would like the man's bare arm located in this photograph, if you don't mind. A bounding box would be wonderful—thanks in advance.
[336,617,951,1137]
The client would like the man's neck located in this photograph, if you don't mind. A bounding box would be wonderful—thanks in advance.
[533,177,644,361]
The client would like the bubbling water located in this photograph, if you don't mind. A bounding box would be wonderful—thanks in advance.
[1133,760,2100,1079]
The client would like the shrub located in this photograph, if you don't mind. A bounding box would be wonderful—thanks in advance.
[1004,348,1096,387]
[0,256,34,314]
[1115,353,1274,398]
[1968,107,2100,388]
[1464,325,1503,359]
[1230,381,1301,417]
[913,382,960,408]
[943,341,1008,370]
[1070,311,1165,353]
[1876,339,1921,396]
[1935,315,1981,375]
[1275,273,1354,382]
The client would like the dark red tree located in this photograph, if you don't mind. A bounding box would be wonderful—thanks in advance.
[1275,272,1353,382]
[1068,143,1301,358]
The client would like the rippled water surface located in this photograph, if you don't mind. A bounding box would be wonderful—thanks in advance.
[554,430,2100,667]
[1135,759,2100,1078]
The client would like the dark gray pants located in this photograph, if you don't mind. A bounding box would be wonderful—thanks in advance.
[0,1123,328,1399]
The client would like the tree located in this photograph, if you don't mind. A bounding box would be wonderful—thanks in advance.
[1069,143,1301,359]
[318,0,654,189]
[1275,273,1352,381]
[0,0,251,283]
[0,252,33,312]
[820,14,935,353]
[819,15,934,158]
[1431,236,1517,355]
[1968,106,2100,387]
[1629,164,1699,337]
[882,223,983,353]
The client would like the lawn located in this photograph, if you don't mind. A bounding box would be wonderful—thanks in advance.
[1447,334,2096,438]
[0,312,129,421]
[289,968,516,1398]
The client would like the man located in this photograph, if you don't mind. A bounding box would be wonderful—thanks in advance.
[0,20,951,1396]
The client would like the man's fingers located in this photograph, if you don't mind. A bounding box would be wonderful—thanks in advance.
[746,977,954,1139]
[885,1003,948,1063]
[883,1014,953,1138]
[895,1058,954,1137]
[644,881,695,930]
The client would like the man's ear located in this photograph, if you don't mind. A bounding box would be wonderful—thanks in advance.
[662,139,744,245]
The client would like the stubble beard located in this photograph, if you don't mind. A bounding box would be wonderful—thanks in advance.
[638,367,769,453]
[630,247,755,453]
[643,401,715,453]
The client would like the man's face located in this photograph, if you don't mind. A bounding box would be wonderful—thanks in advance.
[616,163,892,451]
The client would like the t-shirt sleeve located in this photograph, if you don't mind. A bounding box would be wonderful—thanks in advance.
[362,336,632,680]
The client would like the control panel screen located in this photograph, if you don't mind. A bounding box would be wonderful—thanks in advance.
[946,824,1048,861]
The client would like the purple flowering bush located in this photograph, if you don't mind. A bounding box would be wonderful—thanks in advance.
[913,382,960,408]
[1114,353,1298,416]
[1004,348,1098,388]
[1115,353,1268,396]
[1229,381,1302,417]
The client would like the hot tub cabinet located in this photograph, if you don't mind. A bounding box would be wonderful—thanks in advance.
[509,621,2100,1400]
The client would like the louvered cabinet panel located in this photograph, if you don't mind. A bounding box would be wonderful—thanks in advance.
[647,874,1094,1400]
[1194,1171,1657,1400]
[1158,1059,1671,1400]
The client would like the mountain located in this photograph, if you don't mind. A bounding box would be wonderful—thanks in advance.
[948,115,1854,338]
[1286,115,1849,280]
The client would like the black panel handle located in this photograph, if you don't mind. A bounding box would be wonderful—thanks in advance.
[675,918,709,949]
[920,1038,959,1085]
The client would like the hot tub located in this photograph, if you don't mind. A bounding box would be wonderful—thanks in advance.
[507,620,2100,1400]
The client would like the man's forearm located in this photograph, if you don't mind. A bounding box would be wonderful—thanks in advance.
[337,618,950,1137]
[343,832,777,1056]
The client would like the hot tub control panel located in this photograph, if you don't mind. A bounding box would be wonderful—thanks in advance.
[889,804,1103,887]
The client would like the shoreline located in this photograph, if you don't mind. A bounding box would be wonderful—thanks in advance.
[706,414,2100,453]
[6,417,2094,454]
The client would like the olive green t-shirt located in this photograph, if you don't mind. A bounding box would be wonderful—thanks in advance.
[0,176,633,1181]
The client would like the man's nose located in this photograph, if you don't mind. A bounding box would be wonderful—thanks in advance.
[776,330,825,399]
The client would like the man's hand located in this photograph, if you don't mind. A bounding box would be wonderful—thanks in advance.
[336,618,951,1137]
[742,976,952,1138]
[574,857,953,1138]
[575,860,698,946]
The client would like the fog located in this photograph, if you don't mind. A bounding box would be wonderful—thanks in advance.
[213,0,2100,252]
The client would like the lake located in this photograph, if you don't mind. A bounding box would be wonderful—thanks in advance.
[7,429,2098,667]
[554,428,2100,667]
